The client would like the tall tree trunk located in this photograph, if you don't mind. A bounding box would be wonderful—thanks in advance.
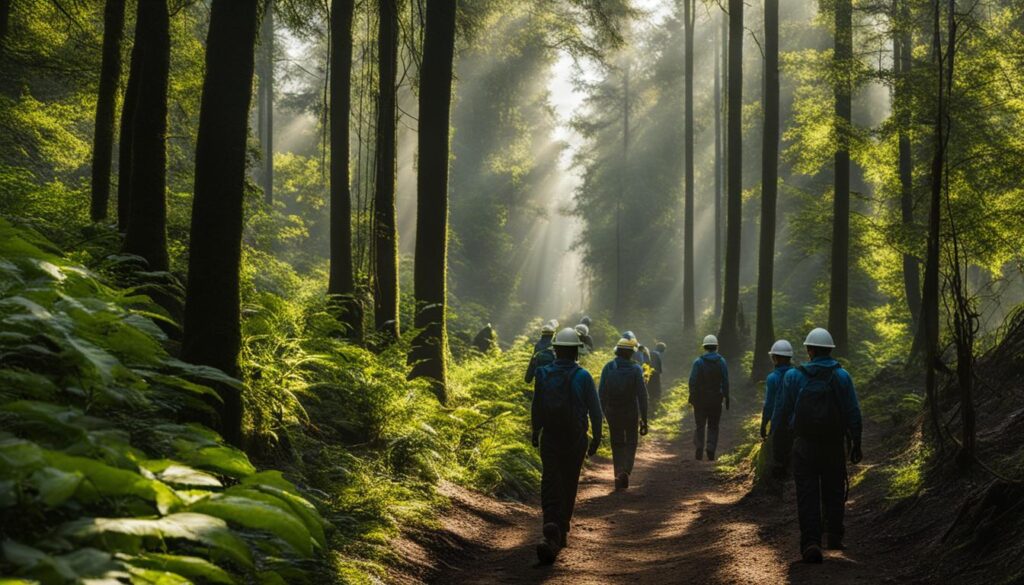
[714,9,724,317]
[328,0,361,339]
[718,0,743,357]
[615,59,630,326]
[410,0,457,402]
[258,0,273,205]
[117,31,142,233]
[90,0,126,222]
[181,0,259,447]
[123,0,169,272]
[752,0,780,381]
[921,0,944,441]
[895,2,922,330]
[0,0,10,48]
[828,0,853,353]
[373,0,400,340]
[682,0,695,332]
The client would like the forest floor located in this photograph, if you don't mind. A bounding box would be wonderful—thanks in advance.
[397,394,919,585]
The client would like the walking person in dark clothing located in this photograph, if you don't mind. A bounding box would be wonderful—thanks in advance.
[531,328,603,564]
[688,335,730,461]
[772,328,863,564]
[649,342,666,406]
[472,323,497,353]
[525,321,559,384]
[598,338,649,490]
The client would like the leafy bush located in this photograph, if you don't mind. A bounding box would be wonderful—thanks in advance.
[0,219,325,584]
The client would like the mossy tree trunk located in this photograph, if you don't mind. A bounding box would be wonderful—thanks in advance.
[117,31,142,233]
[828,0,853,353]
[90,0,126,223]
[373,0,400,341]
[718,0,743,357]
[682,0,695,333]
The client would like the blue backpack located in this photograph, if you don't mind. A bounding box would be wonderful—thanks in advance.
[540,366,583,443]
[793,364,845,441]
[605,361,639,411]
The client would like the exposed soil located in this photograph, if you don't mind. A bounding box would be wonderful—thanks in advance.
[405,396,916,585]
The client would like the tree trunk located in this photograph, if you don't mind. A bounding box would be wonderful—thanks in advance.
[827,0,853,353]
[895,3,922,329]
[0,0,10,48]
[328,0,361,339]
[714,9,724,318]
[718,0,743,357]
[123,0,169,272]
[752,0,779,381]
[682,0,695,332]
[373,0,400,340]
[258,0,273,205]
[615,59,630,326]
[90,0,126,223]
[117,29,142,233]
[410,0,457,402]
[181,0,259,447]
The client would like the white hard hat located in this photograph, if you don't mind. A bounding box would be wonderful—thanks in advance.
[548,319,560,329]
[803,327,836,348]
[541,322,556,334]
[552,327,583,347]
[702,334,719,347]
[769,339,794,357]
[575,324,590,336]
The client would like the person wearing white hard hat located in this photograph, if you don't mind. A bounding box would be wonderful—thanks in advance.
[687,334,730,461]
[761,340,794,440]
[525,320,560,383]
[598,338,649,490]
[771,327,863,564]
[575,323,594,355]
[534,320,558,355]
[649,342,667,405]
[531,328,603,564]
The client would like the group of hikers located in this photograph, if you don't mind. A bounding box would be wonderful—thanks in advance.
[526,318,862,567]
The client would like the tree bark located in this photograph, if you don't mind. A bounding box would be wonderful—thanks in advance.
[410,0,457,402]
[682,0,695,332]
[90,0,126,222]
[373,0,400,340]
[714,9,724,318]
[258,0,273,205]
[123,0,169,272]
[718,0,743,357]
[752,0,779,381]
[0,0,10,48]
[895,2,922,329]
[181,0,259,447]
[616,59,630,325]
[828,0,853,353]
[117,28,142,233]
[328,0,361,339]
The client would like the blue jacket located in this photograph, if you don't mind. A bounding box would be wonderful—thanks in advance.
[688,352,730,405]
[525,347,555,384]
[761,363,793,432]
[533,334,553,355]
[772,356,862,442]
[531,359,603,444]
[598,357,649,423]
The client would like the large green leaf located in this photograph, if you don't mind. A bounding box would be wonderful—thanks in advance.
[139,461,222,489]
[43,451,180,514]
[61,513,253,570]
[28,466,83,507]
[177,446,255,479]
[228,484,325,549]
[126,553,237,585]
[189,495,315,557]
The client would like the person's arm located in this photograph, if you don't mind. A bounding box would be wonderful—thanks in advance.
[598,362,610,413]
[772,370,796,432]
[525,353,538,384]
[720,358,730,399]
[531,373,544,445]
[688,359,699,389]
[637,366,649,424]
[583,373,603,454]
[841,372,863,442]
[761,373,776,437]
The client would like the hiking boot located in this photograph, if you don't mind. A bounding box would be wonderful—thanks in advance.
[695,448,704,461]
[826,536,845,550]
[536,523,562,564]
[621,473,629,489]
[801,544,823,564]
[707,450,716,461]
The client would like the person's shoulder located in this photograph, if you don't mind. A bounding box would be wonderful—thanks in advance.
[834,365,854,384]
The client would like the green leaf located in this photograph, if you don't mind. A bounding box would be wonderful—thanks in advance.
[126,553,237,585]
[28,466,83,506]
[0,438,45,472]
[189,495,315,557]
[43,451,181,514]
[139,461,222,489]
[61,513,253,570]
[178,446,255,479]
[229,483,325,549]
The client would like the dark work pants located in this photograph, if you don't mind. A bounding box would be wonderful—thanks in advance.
[540,437,588,537]
[792,437,847,549]
[648,372,662,406]
[607,411,639,477]
[692,403,722,453]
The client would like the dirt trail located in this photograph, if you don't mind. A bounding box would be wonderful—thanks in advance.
[423,399,901,585]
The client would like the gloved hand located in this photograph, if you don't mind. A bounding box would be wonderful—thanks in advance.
[531,431,539,448]
[587,437,600,457]
[850,439,863,464]
[760,421,768,440]
[639,421,649,436]
[725,396,730,411]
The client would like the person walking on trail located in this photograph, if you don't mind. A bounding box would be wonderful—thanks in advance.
[761,340,794,481]
[525,321,559,384]
[534,320,558,354]
[771,327,863,564]
[531,328,603,564]
[621,331,650,368]
[688,335,730,461]
[576,323,594,355]
[599,338,649,490]
[649,342,666,405]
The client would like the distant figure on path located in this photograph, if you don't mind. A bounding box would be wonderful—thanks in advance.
[688,335,730,461]
[772,327,863,564]
[576,322,594,354]
[531,328,603,564]
[598,337,649,490]
[525,321,558,384]
[472,323,497,353]
[534,320,557,354]
[649,342,666,405]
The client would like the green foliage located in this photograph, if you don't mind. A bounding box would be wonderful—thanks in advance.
[0,220,324,584]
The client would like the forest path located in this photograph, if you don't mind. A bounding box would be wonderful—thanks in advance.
[424,398,897,585]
